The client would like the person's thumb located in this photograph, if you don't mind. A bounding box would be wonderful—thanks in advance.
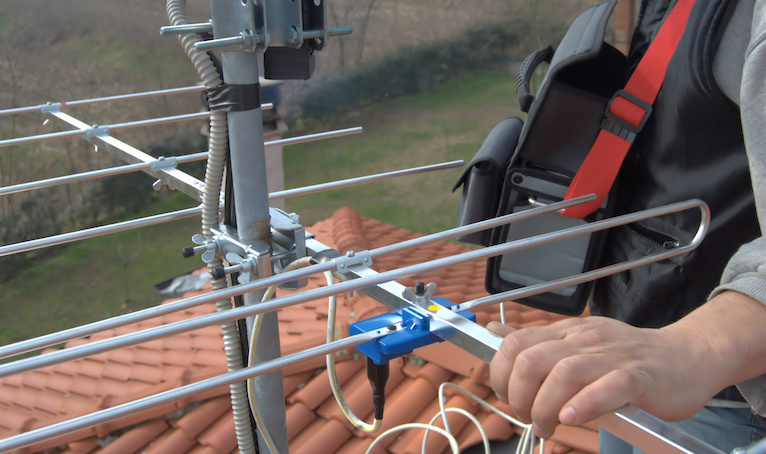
[487,320,515,337]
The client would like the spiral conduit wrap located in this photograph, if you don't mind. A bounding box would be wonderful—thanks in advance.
[165,2,257,453]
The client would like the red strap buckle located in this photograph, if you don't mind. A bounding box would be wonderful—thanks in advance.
[603,89,653,142]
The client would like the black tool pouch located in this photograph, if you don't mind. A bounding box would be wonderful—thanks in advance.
[457,0,630,315]
[452,117,523,246]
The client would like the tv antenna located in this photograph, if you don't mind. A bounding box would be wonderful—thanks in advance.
[0,1,749,454]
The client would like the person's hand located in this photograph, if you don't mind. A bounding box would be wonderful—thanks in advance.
[488,314,726,438]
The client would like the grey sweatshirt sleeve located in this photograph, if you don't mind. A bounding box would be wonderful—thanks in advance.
[710,0,766,417]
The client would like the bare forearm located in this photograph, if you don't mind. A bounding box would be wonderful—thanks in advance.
[664,290,766,394]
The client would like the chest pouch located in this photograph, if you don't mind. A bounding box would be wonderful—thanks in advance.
[453,0,629,315]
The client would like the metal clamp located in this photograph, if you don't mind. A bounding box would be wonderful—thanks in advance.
[334,250,373,274]
[85,124,110,139]
[149,156,178,171]
[39,102,63,114]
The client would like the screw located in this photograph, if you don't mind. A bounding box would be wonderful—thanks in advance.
[287,26,300,44]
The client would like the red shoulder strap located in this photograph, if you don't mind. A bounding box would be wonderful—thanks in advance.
[562,0,696,219]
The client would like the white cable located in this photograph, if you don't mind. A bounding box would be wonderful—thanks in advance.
[325,270,382,433]
[422,407,490,454]
[433,382,544,454]
[246,257,314,454]
[367,424,459,454]
[500,301,507,325]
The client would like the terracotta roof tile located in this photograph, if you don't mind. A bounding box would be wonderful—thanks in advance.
[195,409,237,454]
[143,423,197,453]
[292,418,352,454]
[99,419,168,454]
[289,357,363,409]
[335,436,376,454]
[172,396,231,436]
[64,437,100,454]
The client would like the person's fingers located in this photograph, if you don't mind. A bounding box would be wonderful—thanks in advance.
[559,368,643,426]
[489,320,579,408]
[487,320,515,337]
[529,352,619,437]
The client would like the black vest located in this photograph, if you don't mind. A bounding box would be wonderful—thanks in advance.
[591,0,760,327]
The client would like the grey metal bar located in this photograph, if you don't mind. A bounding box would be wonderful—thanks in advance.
[268,126,363,148]
[0,259,338,360]
[0,153,208,197]
[0,126,357,198]
[0,327,397,453]
[160,21,213,36]
[0,112,213,148]
[0,206,203,258]
[0,199,706,378]
[594,406,725,454]
[453,199,710,313]
[0,85,206,117]
[367,194,596,258]
[47,110,207,201]
[0,104,273,149]
[269,159,464,200]
[0,157,472,258]
[0,196,592,359]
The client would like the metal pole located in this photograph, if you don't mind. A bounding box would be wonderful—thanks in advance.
[210,0,287,451]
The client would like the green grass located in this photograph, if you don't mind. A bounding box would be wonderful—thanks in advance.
[284,70,521,234]
[0,69,522,350]
[0,191,201,346]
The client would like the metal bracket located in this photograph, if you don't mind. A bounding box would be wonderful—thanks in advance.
[149,156,178,172]
[39,102,63,114]
[85,124,110,139]
[334,250,373,274]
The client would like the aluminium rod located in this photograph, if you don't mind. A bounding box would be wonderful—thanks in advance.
[0,152,208,197]
[0,158,456,257]
[0,206,203,258]
[452,199,710,312]
[265,126,362,148]
[0,105,272,149]
[0,198,706,378]
[269,159,465,200]
[0,195,593,359]
[0,112,212,148]
[0,326,398,453]
[0,85,206,117]
[0,126,362,197]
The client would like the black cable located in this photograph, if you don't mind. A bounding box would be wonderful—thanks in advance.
[367,357,390,420]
